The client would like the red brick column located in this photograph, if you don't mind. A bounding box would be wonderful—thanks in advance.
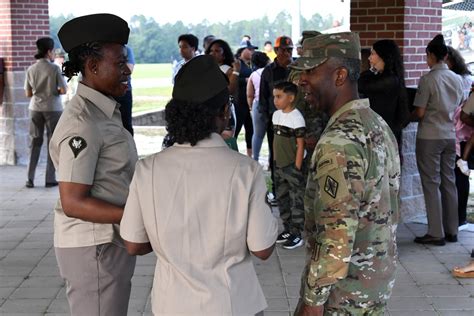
[351,0,442,86]
[351,0,443,220]
[0,0,50,165]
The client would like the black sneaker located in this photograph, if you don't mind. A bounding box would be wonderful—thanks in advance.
[276,231,291,244]
[282,235,304,249]
[267,192,278,206]
[25,180,34,188]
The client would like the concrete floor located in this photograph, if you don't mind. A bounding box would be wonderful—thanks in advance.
[1,165,474,315]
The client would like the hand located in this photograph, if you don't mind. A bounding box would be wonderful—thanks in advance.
[221,130,234,140]
[305,136,317,151]
[294,300,324,316]
[233,58,241,72]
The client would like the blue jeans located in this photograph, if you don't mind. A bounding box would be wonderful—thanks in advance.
[252,99,267,161]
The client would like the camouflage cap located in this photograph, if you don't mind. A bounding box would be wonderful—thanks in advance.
[290,32,361,71]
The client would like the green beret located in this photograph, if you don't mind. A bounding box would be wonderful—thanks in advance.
[58,14,129,53]
[173,55,229,104]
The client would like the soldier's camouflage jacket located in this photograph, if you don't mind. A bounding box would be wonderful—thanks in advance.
[302,98,400,313]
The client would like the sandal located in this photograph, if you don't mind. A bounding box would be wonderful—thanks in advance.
[452,262,474,278]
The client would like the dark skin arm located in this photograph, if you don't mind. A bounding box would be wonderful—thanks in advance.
[251,243,275,260]
[59,182,124,224]
[124,240,153,256]
[410,107,426,122]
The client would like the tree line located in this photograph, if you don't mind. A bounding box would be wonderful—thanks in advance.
[50,12,335,64]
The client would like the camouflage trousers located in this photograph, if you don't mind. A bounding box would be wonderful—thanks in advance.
[275,164,305,235]
[294,298,385,315]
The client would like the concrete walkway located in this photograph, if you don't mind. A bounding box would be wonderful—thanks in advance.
[1,165,474,315]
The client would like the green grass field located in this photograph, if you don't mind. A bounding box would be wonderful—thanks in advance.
[134,86,172,97]
[132,63,173,113]
[132,63,172,79]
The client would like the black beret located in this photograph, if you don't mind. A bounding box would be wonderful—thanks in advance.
[172,55,229,103]
[58,13,129,53]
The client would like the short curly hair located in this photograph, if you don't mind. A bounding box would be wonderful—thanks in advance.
[165,88,229,146]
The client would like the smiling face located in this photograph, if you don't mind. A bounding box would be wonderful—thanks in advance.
[88,43,131,97]
[298,60,339,115]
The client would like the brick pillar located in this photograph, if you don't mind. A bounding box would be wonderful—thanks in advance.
[0,0,50,165]
[351,0,443,221]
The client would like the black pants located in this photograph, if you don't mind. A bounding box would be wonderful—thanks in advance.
[456,141,469,226]
[234,102,253,149]
[114,89,133,136]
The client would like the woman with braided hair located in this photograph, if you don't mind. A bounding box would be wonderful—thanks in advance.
[49,14,137,315]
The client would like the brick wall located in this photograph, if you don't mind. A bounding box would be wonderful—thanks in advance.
[351,0,442,86]
[0,0,49,71]
[0,0,50,165]
[351,0,443,221]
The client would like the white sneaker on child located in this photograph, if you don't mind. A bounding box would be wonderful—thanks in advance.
[457,159,471,176]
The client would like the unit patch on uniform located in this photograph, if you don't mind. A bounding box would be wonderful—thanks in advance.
[324,175,338,199]
[68,136,87,158]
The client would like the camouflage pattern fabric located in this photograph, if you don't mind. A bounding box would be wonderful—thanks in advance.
[301,98,400,314]
[274,165,305,235]
[290,32,361,71]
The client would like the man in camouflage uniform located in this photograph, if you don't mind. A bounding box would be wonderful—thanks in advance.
[288,30,329,177]
[291,32,400,315]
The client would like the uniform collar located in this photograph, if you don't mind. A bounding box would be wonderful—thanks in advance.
[325,98,370,129]
[431,62,449,71]
[76,82,119,119]
[173,133,228,148]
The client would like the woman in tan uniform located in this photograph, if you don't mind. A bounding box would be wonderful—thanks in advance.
[49,14,137,316]
[121,55,278,315]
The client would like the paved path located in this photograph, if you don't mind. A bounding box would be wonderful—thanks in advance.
[1,165,474,315]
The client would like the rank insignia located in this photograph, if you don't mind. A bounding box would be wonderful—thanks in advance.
[324,175,338,199]
[69,136,87,158]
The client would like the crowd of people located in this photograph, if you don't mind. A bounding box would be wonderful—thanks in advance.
[20,11,474,316]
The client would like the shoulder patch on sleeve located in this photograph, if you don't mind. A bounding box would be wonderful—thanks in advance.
[68,136,87,158]
[315,151,351,205]
[324,175,339,198]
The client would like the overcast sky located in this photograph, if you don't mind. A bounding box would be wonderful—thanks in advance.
[49,0,349,25]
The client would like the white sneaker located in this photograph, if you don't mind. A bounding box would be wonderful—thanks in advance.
[457,159,471,176]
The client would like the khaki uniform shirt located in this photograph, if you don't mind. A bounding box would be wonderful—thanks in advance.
[413,63,463,140]
[303,99,400,313]
[121,133,278,315]
[24,58,67,112]
[50,83,138,248]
